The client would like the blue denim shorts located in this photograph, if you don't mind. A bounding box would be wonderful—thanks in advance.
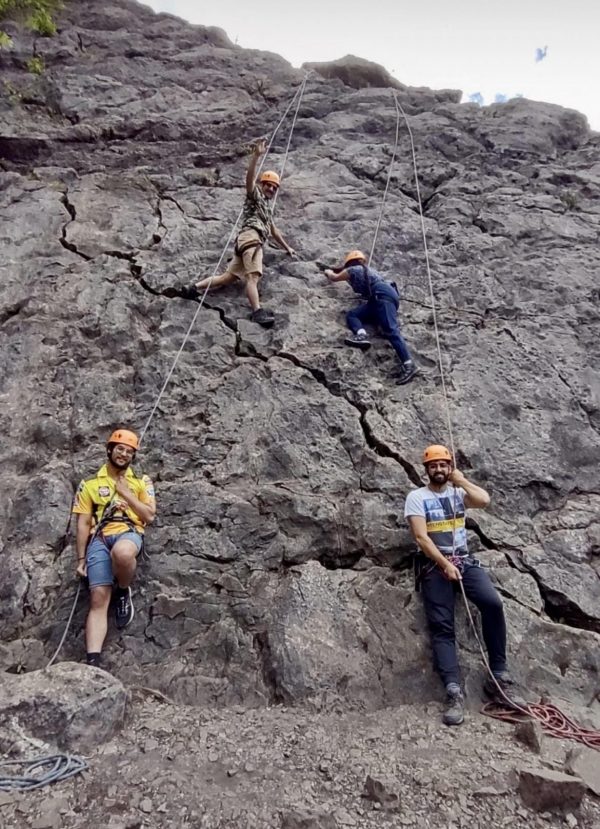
[86,532,143,588]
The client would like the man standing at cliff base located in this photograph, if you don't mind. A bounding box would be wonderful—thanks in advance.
[73,429,156,667]
[404,444,522,725]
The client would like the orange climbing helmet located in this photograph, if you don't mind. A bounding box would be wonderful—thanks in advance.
[259,170,280,188]
[107,429,139,451]
[343,249,366,268]
[423,444,452,465]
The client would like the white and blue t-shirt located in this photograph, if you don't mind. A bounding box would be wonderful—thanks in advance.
[404,484,467,554]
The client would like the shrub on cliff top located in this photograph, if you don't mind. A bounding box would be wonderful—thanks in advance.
[0,0,62,44]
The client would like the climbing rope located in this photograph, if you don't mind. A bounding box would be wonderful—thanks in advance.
[393,92,455,458]
[399,94,600,750]
[367,91,401,268]
[0,755,88,792]
[271,74,308,213]
[46,581,81,668]
[46,79,309,669]
[483,699,600,749]
[138,77,308,446]
[459,578,600,749]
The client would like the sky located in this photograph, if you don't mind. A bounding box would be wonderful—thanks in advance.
[146,0,599,131]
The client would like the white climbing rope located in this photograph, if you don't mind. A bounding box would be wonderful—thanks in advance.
[45,80,310,670]
[367,90,402,268]
[393,92,456,459]
[271,74,308,213]
[138,78,308,446]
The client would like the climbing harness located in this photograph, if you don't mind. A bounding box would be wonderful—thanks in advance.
[401,91,600,750]
[0,755,88,792]
[46,77,309,669]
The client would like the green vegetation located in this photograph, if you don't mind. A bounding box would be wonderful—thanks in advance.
[26,53,43,73]
[0,1,62,46]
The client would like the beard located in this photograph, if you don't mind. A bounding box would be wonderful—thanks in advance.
[427,469,450,486]
[109,451,131,470]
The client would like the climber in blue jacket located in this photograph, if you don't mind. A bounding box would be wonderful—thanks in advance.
[323,250,417,385]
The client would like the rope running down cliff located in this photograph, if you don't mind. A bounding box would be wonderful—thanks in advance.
[396,90,600,748]
[138,75,308,446]
[46,78,309,673]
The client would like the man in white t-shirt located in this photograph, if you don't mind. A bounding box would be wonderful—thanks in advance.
[404,444,521,726]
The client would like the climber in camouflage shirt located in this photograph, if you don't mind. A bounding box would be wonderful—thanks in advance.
[195,139,296,328]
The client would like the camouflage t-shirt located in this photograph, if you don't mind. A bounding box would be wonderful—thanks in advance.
[241,186,272,241]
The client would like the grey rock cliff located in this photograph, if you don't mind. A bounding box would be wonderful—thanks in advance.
[1,0,599,714]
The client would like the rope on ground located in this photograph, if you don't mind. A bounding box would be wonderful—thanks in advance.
[0,755,88,792]
[459,579,600,749]
[393,92,455,459]
[138,77,309,447]
[367,89,401,268]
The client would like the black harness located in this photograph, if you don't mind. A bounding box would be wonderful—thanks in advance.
[87,475,146,555]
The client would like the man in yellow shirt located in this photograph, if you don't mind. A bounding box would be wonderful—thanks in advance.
[72,429,156,667]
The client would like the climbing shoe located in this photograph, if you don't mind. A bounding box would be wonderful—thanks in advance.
[344,332,371,350]
[483,672,527,709]
[179,285,200,300]
[115,587,135,630]
[250,308,275,328]
[442,686,465,726]
[395,360,418,385]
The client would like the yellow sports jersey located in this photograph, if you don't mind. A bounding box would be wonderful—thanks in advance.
[72,464,155,536]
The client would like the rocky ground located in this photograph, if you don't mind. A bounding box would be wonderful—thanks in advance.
[1,666,600,829]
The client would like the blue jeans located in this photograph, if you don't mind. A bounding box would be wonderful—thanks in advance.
[346,282,412,363]
[86,531,143,588]
[421,558,507,686]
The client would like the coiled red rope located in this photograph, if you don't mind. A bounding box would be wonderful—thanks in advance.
[458,580,600,750]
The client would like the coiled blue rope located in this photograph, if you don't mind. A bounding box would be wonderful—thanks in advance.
[0,754,87,792]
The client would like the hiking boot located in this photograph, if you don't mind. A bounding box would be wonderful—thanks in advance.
[483,672,527,709]
[344,332,371,350]
[250,308,275,328]
[442,687,465,726]
[395,360,418,385]
[115,587,135,630]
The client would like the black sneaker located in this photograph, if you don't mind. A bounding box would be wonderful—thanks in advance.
[483,672,527,709]
[344,332,371,350]
[86,652,101,667]
[115,587,135,630]
[442,688,465,726]
[395,361,418,385]
[250,308,275,328]
[179,285,200,300]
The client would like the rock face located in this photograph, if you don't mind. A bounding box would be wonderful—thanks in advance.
[0,663,128,752]
[1,0,599,713]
